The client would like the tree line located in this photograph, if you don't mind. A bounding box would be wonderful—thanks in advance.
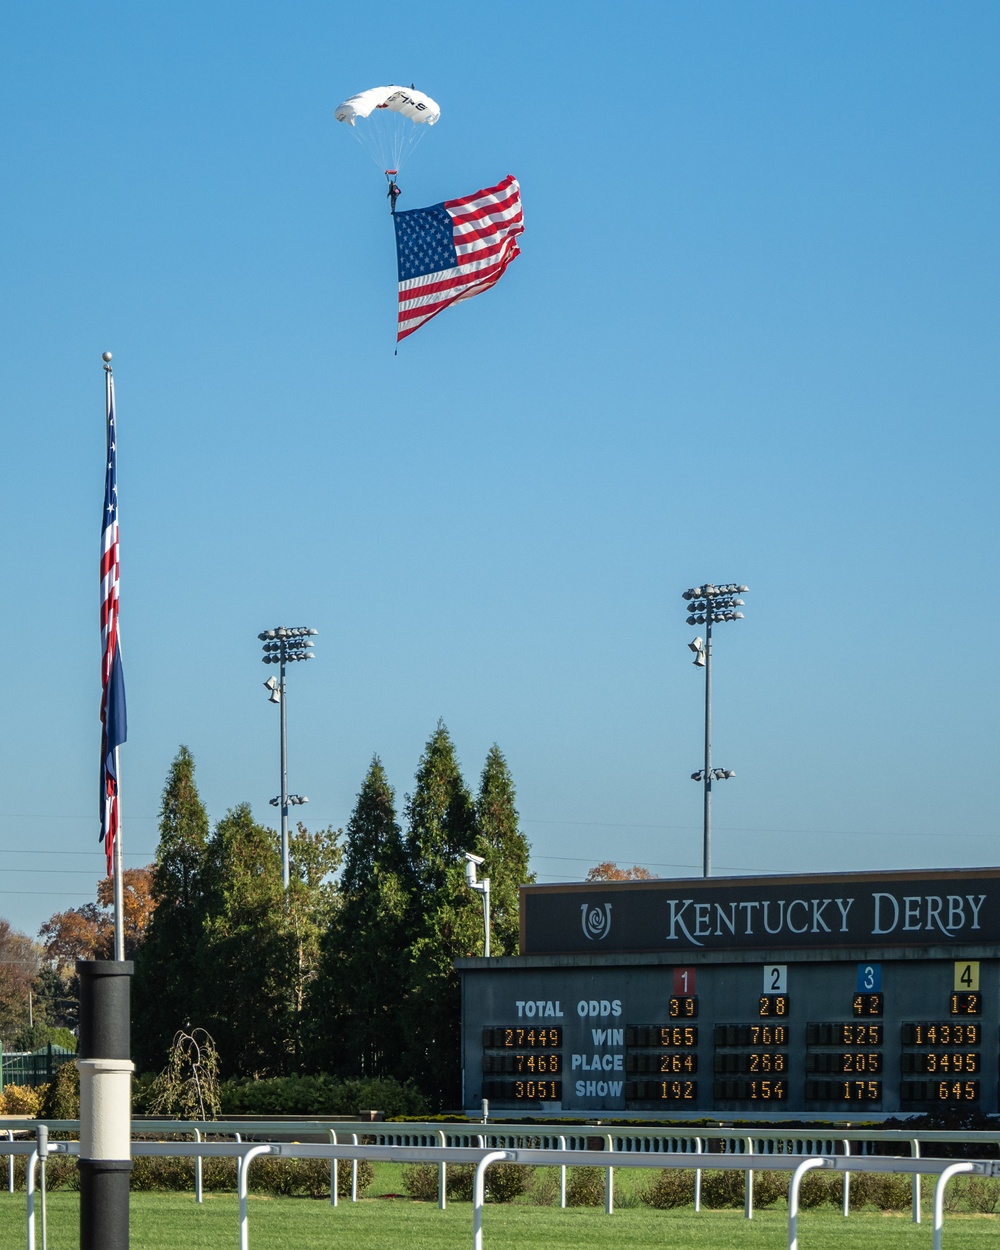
[31,721,531,1110]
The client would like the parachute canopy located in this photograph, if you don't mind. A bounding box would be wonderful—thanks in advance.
[335,85,441,127]
[335,84,441,174]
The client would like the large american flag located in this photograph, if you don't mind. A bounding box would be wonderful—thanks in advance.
[393,174,523,342]
[100,366,127,877]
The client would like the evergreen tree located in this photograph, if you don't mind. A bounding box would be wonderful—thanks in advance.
[474,745,533,955]
[133,746,210,1072]
[405,721,478,893]
[309,757,409,1079]
[401,723,482,1107]
[287,820,342,1067]
[196,803,291,1077]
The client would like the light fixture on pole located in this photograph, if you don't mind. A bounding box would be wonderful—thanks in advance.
[464,852,491,958]
[259,626,317,890]
[682,583,748,878]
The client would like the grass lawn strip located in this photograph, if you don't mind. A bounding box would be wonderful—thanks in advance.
[3,1192,1000,1250]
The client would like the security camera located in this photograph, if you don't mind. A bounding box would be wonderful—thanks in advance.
[464,851,485,886]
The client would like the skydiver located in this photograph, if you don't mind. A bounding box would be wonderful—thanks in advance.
[387,178,401,214]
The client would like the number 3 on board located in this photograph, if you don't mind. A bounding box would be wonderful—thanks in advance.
[955,962,979,991]
[857,963,881,992]
[764,965,787,993]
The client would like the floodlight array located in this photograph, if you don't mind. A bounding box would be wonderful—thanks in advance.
[259,627,318,664]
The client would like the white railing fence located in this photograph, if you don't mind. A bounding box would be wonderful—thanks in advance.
[3,1120,1000,1250]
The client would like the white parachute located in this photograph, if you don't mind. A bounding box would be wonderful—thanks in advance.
[335,84,441,176]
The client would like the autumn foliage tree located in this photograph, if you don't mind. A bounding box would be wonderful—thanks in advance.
[586,862,658,881]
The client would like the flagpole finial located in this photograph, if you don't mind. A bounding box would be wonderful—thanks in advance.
[102,351,112,362]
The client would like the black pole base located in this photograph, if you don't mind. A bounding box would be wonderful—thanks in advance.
[79,1158,132,1250]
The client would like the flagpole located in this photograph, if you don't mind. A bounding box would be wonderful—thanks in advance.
[103,354,125,963]
[112,747,124,960]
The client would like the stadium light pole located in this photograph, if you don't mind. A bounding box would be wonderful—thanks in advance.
[259,626,317,890]
[683,584,748,878]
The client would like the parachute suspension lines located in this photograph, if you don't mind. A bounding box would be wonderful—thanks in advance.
[335,84,441,176]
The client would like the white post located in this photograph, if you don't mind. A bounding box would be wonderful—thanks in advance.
[744,1136,754,1219]
[694,1136,702,1212]
[437,1130,447,1209]
[351,1133,358,1202]
[841,1139,850,1216]
[604,1134,613,1215]
[37,1127,47,1250]
[328,1130,338,1206]
[788,1158,826,1250]
[558,1135,566,1208]
[472,1152,508,1250]
[25,1147,38,1250]
[237,1146,272,1250]
[932,1163,974,1250]
[194,1129,203,1204]
[911,1138,921,1223]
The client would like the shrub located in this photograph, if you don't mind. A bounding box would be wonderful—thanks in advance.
[848,1170,911,1211]
[218,1074,427,1118]
[952,1176,1000,1215]
[753,1170,789,1208]
[797,1169,839,1208]
[41,1061,80,1119]
[700,1169,744,1208]
[643,1167,696,1209]
[446,1163,475,1201]
[566,1165,605,1207]
[402,1163,440,1202]
[531,1168,559,1207]
[1,1084,44,1116]
[485,1161,533,1203]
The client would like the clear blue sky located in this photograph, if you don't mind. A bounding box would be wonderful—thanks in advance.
[2,1,998,941]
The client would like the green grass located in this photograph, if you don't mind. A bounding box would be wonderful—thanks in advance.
[3,1190,1000,1250]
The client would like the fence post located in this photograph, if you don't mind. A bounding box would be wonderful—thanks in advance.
[558,1135,566,1209]
[6,1130,13,1194]
[788,1158,826,1250]
[911,1138,921,1223]
[472,1152,508,1250]
[694,1136,702,1212]
[932,1163,974,1250]
[744,1136,754,1220]
[37,1126,47,1250]
[25,1146,38,1250]
[193,1129,203,1204]
[437,1130,447,1209]
[604,1134,613,1215]
[350,1134,358,1202]
[237,1146,272,1250]
[841,1139,850,1216]
[328,1130,338,1207]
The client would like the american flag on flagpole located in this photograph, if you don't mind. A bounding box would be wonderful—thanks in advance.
[393,174,523,342]
[100,365,126,878]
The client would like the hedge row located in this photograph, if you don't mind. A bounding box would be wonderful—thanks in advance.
[2,1154,373,1199]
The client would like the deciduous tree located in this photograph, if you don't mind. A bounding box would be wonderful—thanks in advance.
[586,862,657,881]
[0,920,38,1045]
